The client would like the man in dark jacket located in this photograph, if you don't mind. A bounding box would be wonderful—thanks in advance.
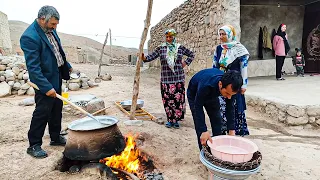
[187,69,243,150]
[20,6,72,158]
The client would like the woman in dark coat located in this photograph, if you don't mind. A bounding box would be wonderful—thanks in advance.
[273,24,290,80]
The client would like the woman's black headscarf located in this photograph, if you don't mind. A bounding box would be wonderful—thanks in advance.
[277,24,290,55]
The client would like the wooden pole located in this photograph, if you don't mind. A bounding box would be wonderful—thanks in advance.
[129,0,153,120]
[98,33,109,77]
[109,28,112,64]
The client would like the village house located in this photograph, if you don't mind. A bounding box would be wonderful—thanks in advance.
[148,0,320,76]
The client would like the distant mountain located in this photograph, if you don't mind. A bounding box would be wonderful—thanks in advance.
[9,20,140,64]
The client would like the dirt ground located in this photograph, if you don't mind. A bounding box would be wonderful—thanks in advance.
[0,64,319,180]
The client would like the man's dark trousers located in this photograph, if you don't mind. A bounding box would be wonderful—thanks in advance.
[28,86,62,147]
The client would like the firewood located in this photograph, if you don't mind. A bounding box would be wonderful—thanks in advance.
[110,167,140,180]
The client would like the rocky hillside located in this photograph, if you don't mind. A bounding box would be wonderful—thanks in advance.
[9,20,138,64]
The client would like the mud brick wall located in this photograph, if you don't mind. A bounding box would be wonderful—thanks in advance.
[147,0,241,73]
[0,11,12,54]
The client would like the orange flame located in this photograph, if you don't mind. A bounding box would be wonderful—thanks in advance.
[102,135,140,174]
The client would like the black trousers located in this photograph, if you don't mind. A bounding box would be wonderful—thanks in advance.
[276,56,286,78]
[28,91,63,146]
[187,93,222,150]
[28,69,64,147]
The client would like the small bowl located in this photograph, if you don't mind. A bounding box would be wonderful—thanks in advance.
[120,99,144,111]
[207,135,258,163]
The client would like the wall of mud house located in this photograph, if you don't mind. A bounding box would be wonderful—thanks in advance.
[0,11,13,55]
[147,0,311,77]
[239,0,304,76]
[241,0,305,59]
[148,0,241,73]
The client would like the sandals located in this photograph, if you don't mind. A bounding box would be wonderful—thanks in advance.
[165,122,180,129]
[173,122,180,129]
[165,122,173,128]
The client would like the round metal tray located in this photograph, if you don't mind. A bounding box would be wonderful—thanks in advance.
[68,116,119,131]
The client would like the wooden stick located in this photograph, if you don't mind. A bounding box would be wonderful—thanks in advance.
[27,81,97,121]
[92,106,110,115]
[109,28,112,64]
[79,106,111,118]
[115,101,138,120]
[141,108,157,120]
[110,167,140,180]
[129,0,154,120]
[98,33,109,77]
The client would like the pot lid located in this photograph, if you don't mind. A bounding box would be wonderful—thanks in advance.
[68,116,118,131]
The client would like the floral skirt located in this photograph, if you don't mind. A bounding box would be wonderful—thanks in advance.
[160,82,185,123]
[219,96,249,136]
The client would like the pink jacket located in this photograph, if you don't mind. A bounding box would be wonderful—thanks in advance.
[273,35,287,56]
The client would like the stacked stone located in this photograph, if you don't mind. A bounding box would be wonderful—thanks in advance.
[0,56,34,97]
[0,56,99,98]
[62,94,105,116]
[64,71,98,91]
[246,95,320,127]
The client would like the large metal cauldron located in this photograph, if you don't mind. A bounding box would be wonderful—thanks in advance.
[63,116,126,161]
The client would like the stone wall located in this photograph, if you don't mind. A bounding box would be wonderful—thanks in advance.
[148,0,241,73]
[0,11,12,54]
[246,95,320,127]
[0,56,34,97]
[248,58,295,77]
[0,55,98,98]
[240,0,305,59]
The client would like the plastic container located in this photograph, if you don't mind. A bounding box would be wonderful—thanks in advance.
[207,135,258,163]
[61,88,69,105]
[199,150,260,180]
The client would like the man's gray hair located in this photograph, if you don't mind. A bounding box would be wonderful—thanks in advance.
[37,6,60,22]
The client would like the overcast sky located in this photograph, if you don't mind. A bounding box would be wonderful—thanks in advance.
[0,0,186,48]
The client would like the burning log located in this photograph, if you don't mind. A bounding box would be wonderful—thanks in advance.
[111,167,140,180]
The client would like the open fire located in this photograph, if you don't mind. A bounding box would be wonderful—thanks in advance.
[57,133,163,180]
[100,134,141,174]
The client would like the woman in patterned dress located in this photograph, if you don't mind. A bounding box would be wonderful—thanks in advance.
[212,25,250,136]
[141,29,195,129]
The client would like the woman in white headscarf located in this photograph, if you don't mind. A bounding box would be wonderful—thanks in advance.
[141,29,195,129]
[213,25,250,136]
